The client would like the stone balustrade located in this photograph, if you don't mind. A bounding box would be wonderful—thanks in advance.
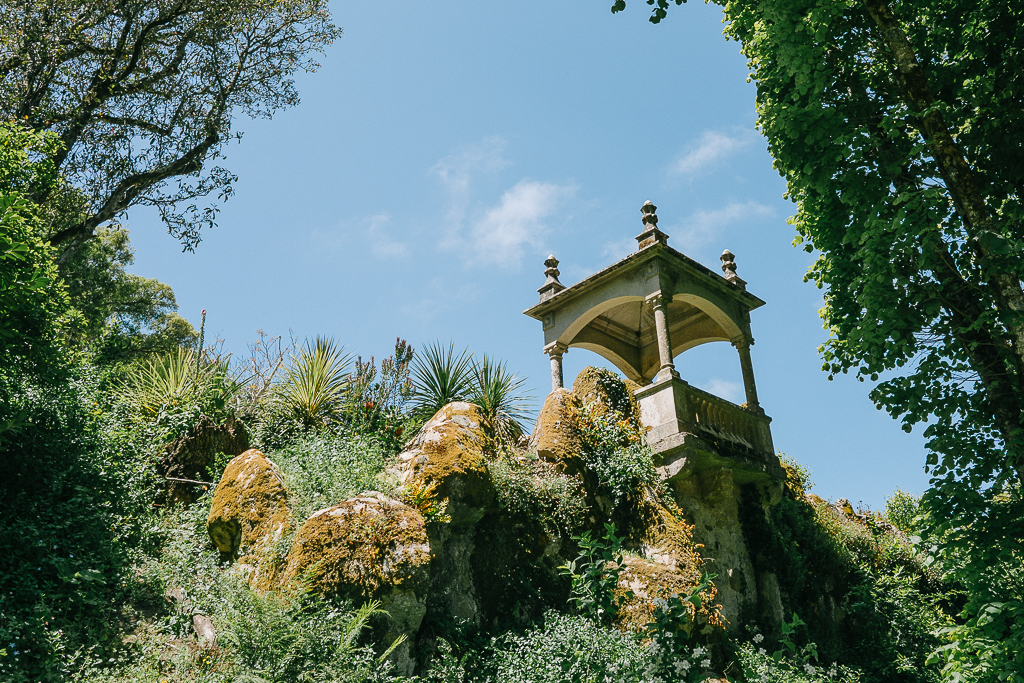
[635,376,777,479]
[681,384,774,458]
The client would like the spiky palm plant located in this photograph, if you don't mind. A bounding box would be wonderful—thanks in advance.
[471,354,534,444]
[280,336,352,428]
[120,346,233,416]
[409,341,475,420]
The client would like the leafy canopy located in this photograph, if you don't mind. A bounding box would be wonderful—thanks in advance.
[0,0,341,250]
[612,0,1024,678]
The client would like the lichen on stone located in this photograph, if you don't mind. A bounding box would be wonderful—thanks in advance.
[207,449,290,560]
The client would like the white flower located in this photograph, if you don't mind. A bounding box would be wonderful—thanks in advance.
[692,646,706,658]
[753,633,764,644]
[674,659,691,673]
[804,663,817,675]
[828,665,838,678]
[758,648,767,656]
[654,597,668,610]
[701,658,712,668]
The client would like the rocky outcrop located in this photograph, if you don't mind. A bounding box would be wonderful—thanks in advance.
[399,402,493,526]
[671,467,760,633]
[398,402,495,630]
[207,449,289,568]
[282,493,431,676]
[163,414,249,504]
[572,366,640,425]
[528,388,581,472]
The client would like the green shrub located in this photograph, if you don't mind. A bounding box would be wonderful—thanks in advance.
[271,432,395,524]
[560,523,632,625]
[883,489,921,535]
[425,611,659,683]
[488,456,587,538]
[572,401,661,511]
[0,364,159,682]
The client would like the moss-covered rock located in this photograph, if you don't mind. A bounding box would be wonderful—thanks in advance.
[282,493,430,676]
[207,449,289,563]
[572,366,640,426]
[398,401,493,527]
[528,388,581,472]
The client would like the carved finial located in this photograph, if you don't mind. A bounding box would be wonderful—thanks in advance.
[641,200,658,225]
[720,249,747,290]
[538,254,566,302]
[636,200,669,250]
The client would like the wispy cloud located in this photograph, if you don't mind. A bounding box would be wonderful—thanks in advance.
[364,213,409,258]
[432,137,575,269]
[602,237,636,263]
[433,137,510,214]
[468,179,574,268]
[672,201,773,254]
[671,130,751,177]
[703,378,744,404]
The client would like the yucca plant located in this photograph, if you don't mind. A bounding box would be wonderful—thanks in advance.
[409,341,475,420]
[279,336,352,428]
[119,346,235,416]
[471,354,534,445]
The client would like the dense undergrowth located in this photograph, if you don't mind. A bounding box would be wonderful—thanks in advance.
[0,335,969,682]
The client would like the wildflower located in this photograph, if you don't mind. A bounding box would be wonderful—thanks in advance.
[753,633,764,644]
[804,663,816,675]
[674,659,691,674]
[692,646,706,658]
[701,658,712,668]
[758,648,767,656]
[828,665,838,677]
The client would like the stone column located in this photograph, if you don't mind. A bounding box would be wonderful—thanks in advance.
[733,337,761,410]
[647,292,679,383]
[544,342,567,392]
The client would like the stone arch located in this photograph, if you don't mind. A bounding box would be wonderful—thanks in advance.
[556,295,646,348]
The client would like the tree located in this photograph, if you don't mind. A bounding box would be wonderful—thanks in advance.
[0,122,72,379]
[0,0,341,253]
[612,0,1024,679]
[58,226,197,359]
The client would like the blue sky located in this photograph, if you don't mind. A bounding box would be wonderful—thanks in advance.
[126,0,929,508]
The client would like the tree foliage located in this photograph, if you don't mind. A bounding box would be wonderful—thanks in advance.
[0,0,341,251]
[58,226,197,358]
[0,122,73,381]
[613,0,1024,678]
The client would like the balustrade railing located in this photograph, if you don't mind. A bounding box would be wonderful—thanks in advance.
[679,384,773,457]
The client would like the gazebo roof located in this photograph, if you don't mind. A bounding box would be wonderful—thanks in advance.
[523,201,764,384]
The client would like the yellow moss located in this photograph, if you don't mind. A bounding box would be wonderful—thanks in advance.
[572,366,641,428]
[612,493,724,634]
[400,402,495,523]
[282,496,431,602]
[531,389,583,471]
[207,449,290,560]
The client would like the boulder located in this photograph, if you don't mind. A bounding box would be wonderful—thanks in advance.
[527,388,581,471]
[398,401,493,527]
[163,414,249,504]
[282,493,430,676]
[207,449,290,579]
[572,366,640,426]
[396,402,495,631]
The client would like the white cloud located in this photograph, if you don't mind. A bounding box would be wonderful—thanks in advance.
[364,213,409,258]
[602,237,636,263]
[703,378,744,404]
[469,179,574,268]
[433,136,510,203]
[671,130,751,177]
[672,201,773,254]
